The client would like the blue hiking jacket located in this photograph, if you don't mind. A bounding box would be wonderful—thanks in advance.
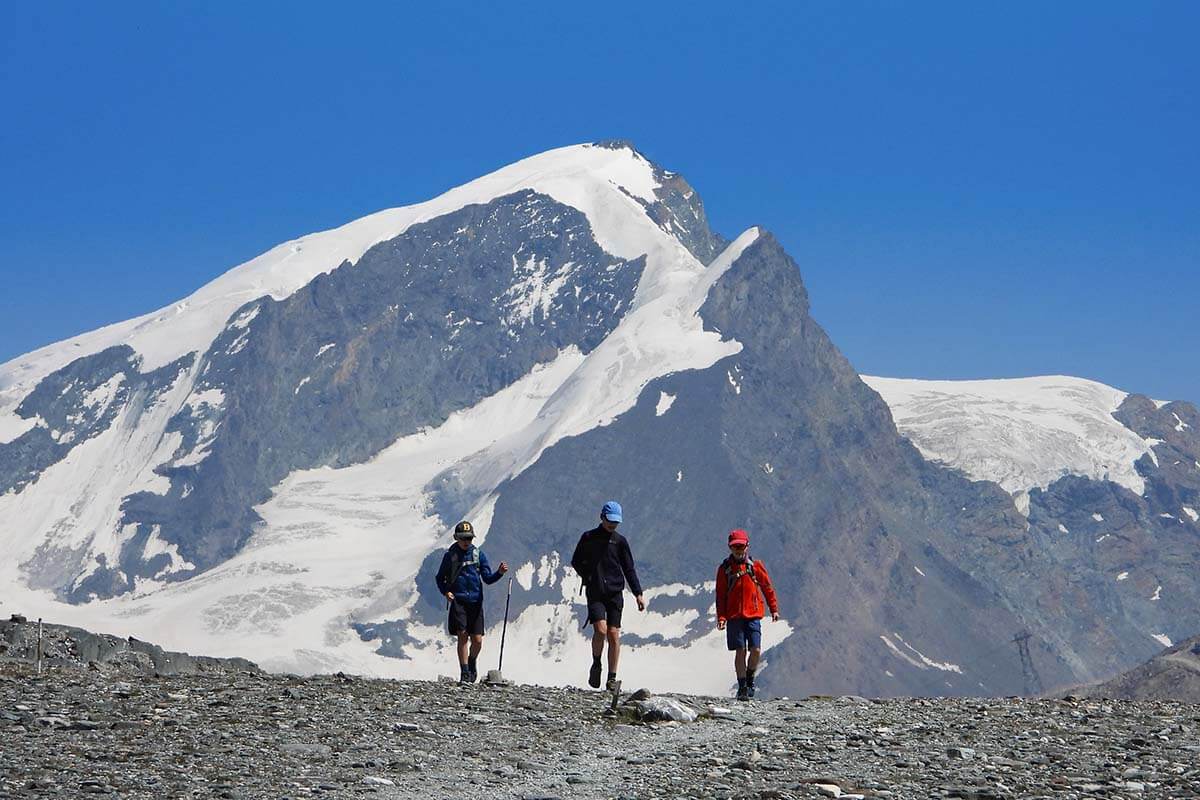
[435,544,502,604]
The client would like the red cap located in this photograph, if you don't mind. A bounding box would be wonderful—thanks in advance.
[728,529,749,546]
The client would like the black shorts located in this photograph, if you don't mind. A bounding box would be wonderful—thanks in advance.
[586,592,623,628]
[448,599,484,636]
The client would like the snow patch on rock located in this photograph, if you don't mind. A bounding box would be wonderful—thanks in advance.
[879,633,963,674]
[655,391,676,416]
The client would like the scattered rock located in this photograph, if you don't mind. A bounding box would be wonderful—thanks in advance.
[1,659,1198,799]
[278,743,332,758]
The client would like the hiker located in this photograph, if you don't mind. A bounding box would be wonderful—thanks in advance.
[434,520,508,684]
[715,528,779,701]
[570,500,645,691]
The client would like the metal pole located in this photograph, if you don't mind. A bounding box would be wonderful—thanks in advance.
[36,618,43,676]
[497,578,513,673]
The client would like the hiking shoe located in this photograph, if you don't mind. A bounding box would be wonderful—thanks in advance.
[605,675,619,693]
[746,682,756,699]
[736,684,750,702]
[588,661,602,689]
[468,666,478,684]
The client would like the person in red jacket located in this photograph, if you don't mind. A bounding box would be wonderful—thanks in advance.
[715,528,779,700]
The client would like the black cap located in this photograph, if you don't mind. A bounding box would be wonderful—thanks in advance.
[453,520,474,539]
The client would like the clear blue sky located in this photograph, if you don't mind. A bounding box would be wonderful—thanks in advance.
[2,3,1197,402]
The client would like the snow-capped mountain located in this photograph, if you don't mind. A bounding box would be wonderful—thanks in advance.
[2,142,1198,698]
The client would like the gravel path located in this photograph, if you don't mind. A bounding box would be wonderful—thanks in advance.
[2,663,1198,799]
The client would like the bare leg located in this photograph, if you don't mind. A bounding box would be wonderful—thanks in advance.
[592,619,608,660]
[734,647,748,678]
[747,647,761,673]
[468,634,484,662]
[607,626,621,674]
[456,633,469,666]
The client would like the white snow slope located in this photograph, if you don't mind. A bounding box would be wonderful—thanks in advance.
[862,375,1156,498]
[0,144,789,695]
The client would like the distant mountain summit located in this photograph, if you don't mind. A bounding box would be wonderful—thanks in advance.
[1,143,1197,697]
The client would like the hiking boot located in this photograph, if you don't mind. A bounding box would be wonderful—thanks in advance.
[588,660,602,689]
[746,681,756,699]
[736,684,750,701]
[605,675,619,692]
[459,668,471,685]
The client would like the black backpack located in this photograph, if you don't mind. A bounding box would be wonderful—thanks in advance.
[445,545,480,589]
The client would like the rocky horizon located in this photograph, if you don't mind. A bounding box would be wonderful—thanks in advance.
[3,617,1200,799]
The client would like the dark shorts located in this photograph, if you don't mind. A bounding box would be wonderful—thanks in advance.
[586,592,623,628]
[725,618,762,651]
[448,599,484,636]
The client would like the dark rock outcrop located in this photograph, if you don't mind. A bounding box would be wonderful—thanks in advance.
[0,617,258,675]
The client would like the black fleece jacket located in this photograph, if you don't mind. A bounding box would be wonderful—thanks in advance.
[570,526,643,598]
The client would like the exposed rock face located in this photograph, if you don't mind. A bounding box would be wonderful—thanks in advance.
[1018,394,1200,682]
[452,232,1066,699]
[1,348,193,497]
[11,189,646,601]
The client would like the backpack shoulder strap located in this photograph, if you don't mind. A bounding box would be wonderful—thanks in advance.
[722,557,740,592]
[447,545,478,587]
[723,557,761,592]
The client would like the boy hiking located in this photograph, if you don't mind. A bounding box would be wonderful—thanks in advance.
[715,528,779,701]
[435,520,508,684]
[570,500,645,691]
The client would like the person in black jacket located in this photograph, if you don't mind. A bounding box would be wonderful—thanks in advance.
[434,520,508,683]
[570,500,645,690]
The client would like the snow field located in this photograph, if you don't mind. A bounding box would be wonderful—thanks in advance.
[863,375,1155,497]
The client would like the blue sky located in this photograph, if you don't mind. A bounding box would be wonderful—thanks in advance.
[2,3,1197,401]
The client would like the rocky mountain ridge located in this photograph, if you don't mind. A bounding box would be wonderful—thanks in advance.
[1063,633,1200,702]
[0,616,258,676]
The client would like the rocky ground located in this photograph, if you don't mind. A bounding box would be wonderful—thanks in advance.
[2,654,1199,800]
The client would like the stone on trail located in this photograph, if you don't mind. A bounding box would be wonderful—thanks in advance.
[362,776,395,786]
[632,697,699,723]
[484,669,511,685]
[706,705,736,720]
[279,743,332,758]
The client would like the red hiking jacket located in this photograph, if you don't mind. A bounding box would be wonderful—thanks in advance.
[715,557,779,622]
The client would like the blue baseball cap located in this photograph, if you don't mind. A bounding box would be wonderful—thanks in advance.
[601,500,623,523]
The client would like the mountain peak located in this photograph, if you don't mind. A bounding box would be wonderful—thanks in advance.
[0,142,717,409]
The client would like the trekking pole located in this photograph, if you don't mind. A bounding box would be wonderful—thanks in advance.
[497,577,513,673]
[36,618,43,676]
